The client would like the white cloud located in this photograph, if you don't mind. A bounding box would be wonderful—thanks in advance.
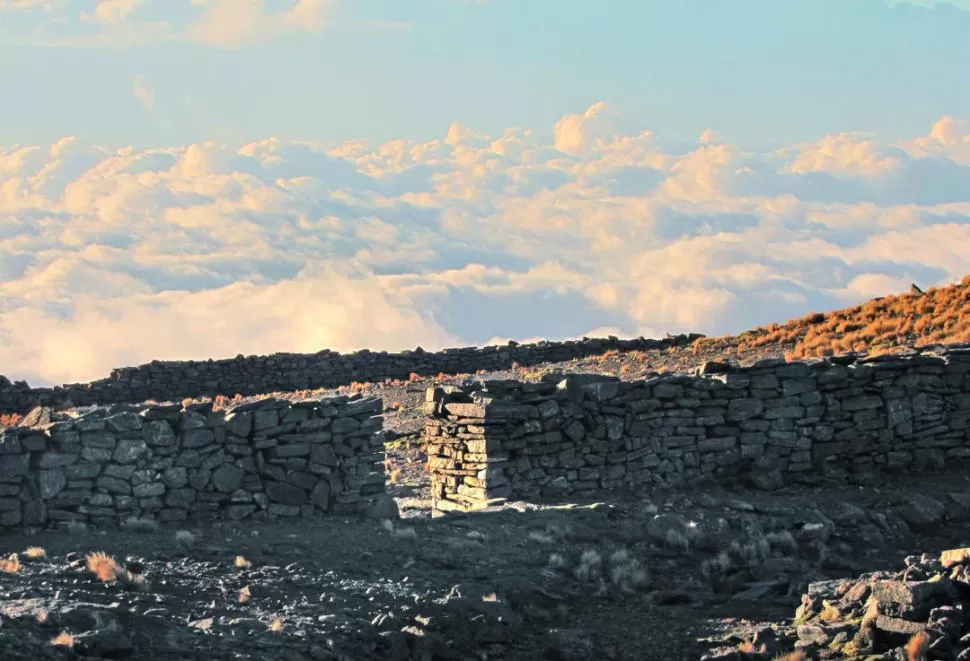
[84,0,147,24]
[554,101,613,155]
[133,74,154,111]
[2,106,970,386]
[189,0,332,47]
[0,0,67,11]
[1,0,334,47]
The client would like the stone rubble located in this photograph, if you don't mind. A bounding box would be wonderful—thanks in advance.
[703,546,970,660]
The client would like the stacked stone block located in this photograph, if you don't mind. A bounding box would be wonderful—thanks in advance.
[0,395,386,529]
[0,335,702,415]
[424,346,970,511]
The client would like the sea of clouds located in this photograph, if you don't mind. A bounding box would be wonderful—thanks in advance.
[2,102,969,386]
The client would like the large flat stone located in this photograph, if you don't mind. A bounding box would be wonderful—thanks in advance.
[265,481,307,506]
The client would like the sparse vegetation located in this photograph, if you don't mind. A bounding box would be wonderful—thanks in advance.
[1,278,969,661]
[691,276,970,361]
[175,530,196,548]
[773,652,808,661]
[85,551,147,590]
[2,552,22,573]
[23,546,46,561]
[0,412,24,428]
[546,547,649,595]
[51,631,75,648]
[905,630,930,661]
[121,516,160,533]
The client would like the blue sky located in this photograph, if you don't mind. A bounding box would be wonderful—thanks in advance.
[2,0,968,148]
[2,0,970,385]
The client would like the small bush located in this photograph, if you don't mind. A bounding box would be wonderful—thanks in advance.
[905,630,930,661]
[85,552,147,590]
[51,632,75,648]
[175,530,196,548]
[1,553,21,573]
[23,546,46,561]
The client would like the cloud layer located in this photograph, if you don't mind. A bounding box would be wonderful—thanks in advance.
[2,103,970,386]
[1,0,335,47]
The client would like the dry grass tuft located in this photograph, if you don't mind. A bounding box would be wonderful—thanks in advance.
[819,601,842,622]
[23,546,46,561]
[773,652,808,661]
[0,412,24,428]
[1,553,22,573]
[121,516,159,533]
[85,551,147,589]
[51,631,75,648]
[86,551,121,582]
[175,530,196,548]
[608,549,649,593]
[905,630,930,661]
[528,531,555,545]
[573,549,602,582]
[766,531,798,554]
[547,553,568,570]
[859,595,881,631]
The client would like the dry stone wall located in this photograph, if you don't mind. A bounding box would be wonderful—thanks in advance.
[0,395,388,530]
[0,335,702,415]
[424,345,970,512]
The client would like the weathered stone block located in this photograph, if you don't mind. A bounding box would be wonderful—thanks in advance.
[265,481,307,506]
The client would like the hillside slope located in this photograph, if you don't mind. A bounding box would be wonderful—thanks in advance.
[691,275,970,364]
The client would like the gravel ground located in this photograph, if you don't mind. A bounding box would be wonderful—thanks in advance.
[3,463,970,660]
[6,341,962,660]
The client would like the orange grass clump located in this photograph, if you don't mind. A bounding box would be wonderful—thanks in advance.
[772,652,808,661]
[85,551,146,589]
[0,412,24,428]
[23,546,46,561]
[86,551,122,582]
[51,631,75,648]
[905,630,930,661]
[1,553,21,573]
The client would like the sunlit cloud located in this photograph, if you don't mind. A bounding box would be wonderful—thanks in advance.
[2,103,969,386]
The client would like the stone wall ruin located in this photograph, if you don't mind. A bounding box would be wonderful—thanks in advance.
[424,345,970,512]
[0,335,702,415]
[0,395,387,530]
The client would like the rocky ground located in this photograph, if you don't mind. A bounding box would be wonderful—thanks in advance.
[3,457,970,660]
[6,342,968,661]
